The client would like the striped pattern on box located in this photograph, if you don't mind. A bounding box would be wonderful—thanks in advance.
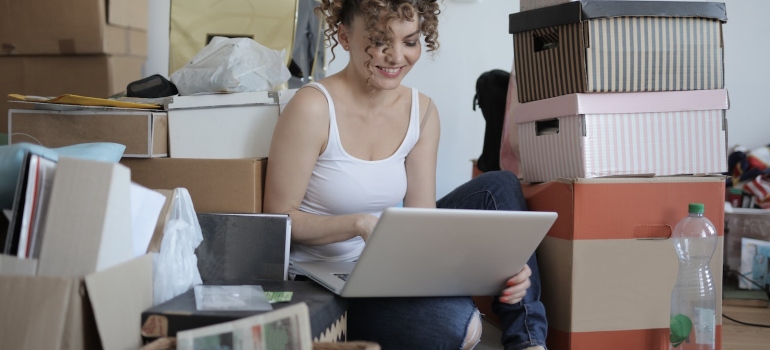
[514,23,587,104]
[519,110,727,182]
[513,17,723,103]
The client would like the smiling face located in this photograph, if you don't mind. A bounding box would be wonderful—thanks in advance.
[339,12,422,90]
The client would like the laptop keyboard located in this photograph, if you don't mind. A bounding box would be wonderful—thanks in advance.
[334,273,349,281]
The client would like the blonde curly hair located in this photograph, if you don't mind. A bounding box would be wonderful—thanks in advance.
[315,0,441,64]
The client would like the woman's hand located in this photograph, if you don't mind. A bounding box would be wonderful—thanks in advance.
[355,214,379,242]
[499,264,532,304]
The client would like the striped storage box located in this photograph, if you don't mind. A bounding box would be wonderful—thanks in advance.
[515,89,729,183]
[509,1,727,103]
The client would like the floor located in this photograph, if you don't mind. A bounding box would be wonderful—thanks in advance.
[474,305,770,350]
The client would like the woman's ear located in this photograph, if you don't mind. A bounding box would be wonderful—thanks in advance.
[338,23,350,50]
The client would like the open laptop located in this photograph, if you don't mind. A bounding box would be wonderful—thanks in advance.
[291,207,557,298]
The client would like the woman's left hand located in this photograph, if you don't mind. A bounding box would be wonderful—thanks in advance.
[498,264,532,304]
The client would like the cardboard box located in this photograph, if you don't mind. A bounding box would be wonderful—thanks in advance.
[1,55,146,134]
[509,1,727,103]
[9,109,168,158]
[0,254,153,350]
[725,208,770,271]
[141,280,347,343]
[196,213,291,283]
[166,90,296,159]
[0,0,147,56]
[169,0,295,73]
[523,177,725,350]
[515,89,729,183]
[121,157,267,214]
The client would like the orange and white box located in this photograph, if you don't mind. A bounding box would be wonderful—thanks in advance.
[515,89,729,183]
[523,176,725,350]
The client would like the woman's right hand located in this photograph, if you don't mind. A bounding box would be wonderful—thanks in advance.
[355,214,379,242]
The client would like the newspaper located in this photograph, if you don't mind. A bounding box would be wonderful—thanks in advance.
[176,302,312,350]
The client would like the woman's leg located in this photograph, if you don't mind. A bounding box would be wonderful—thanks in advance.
[436,171,548,350]
[346,296,480,350]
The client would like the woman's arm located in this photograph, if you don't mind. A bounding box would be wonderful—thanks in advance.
[403,93,440,208]
[263,87,376,245]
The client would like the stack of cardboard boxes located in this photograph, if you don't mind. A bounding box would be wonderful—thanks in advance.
[0,0,148,134]
[511,1,728,349]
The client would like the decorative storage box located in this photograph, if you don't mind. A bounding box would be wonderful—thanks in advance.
[515,89,729,183]
[523,177,724,350]
[509,1,727,103]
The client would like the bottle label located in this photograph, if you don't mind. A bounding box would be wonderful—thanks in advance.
[694,308,716,345]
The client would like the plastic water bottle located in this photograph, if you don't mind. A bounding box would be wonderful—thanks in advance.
[670,203,718,350]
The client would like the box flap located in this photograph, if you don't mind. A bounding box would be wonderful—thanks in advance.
[85,254,153,350]
[38,157,133,277]
[108,0,149,30]
[0,275,75,349]
[510,1,727,34]
[514,90,729,124]
[146,189,174,254]
[166,91,277,110]
[0,255,37,276]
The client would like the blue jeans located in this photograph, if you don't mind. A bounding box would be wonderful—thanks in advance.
[347,171,548,350]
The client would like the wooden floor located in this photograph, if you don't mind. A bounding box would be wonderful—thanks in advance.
[722,304,770,349]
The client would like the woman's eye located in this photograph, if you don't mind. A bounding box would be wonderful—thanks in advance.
[374,41,385,47]
[405,41,417,47]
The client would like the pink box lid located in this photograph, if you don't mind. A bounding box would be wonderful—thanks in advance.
[514,89,730,124]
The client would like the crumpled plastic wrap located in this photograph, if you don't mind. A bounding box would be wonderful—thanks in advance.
[153,188,203,305]
[170,36,291,95]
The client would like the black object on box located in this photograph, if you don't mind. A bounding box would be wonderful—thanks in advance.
[141,280,348,343]
[126,74,179,98]
[196,213,291,283]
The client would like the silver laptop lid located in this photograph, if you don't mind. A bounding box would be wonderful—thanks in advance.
[340,207,557,297]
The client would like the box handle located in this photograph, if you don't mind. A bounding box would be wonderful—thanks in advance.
[533,30,559,52]
[535,119,559,136]
[633,225,672,240]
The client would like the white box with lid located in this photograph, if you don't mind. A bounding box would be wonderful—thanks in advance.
[166,89,296,159]
[515,89,729,183]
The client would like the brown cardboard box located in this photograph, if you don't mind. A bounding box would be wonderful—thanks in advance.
[523,177,725,350]
[121,158,267,214]
[0,0,147,56]
[0,254,153,350]
[0,55,146,133]
[0,157,152,349]
[9,109,168,158]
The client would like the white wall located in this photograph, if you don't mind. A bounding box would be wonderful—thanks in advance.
[146,0,770,199]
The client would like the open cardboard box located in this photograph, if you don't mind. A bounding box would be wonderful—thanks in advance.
[0,157,155,349]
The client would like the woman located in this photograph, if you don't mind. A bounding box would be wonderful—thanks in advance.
[264,1,547,349]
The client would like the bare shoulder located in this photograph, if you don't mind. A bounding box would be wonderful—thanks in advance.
[282,85,330,124]
[416,91,438,122]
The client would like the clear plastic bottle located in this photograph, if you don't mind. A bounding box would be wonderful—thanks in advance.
[670,203,718,350]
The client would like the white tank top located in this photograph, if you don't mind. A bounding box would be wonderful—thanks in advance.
[290,82,421,264]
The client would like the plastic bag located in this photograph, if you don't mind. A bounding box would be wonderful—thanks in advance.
[170,36,291,96]
[153,188,204,305]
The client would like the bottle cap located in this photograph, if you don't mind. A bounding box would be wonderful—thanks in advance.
[688,203,705,214]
